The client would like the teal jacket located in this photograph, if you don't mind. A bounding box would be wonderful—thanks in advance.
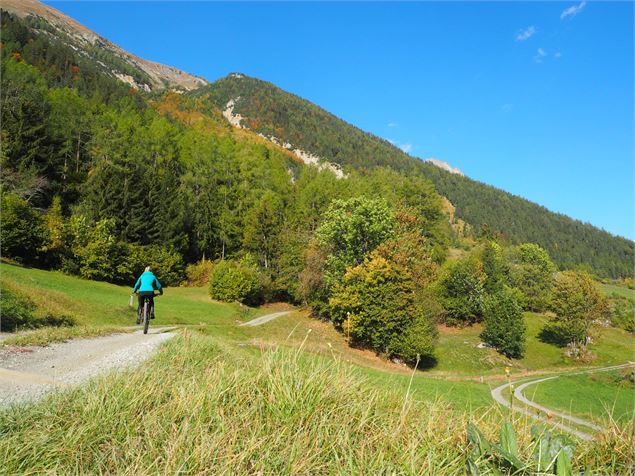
[133,271,162,294]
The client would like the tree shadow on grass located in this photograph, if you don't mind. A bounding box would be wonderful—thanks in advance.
[538,325,570,348]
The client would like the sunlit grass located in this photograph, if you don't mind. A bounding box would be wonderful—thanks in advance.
[0,332,631,474]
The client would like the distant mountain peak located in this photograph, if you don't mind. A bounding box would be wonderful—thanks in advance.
[2,0,208,92]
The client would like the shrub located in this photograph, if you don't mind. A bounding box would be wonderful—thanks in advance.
[0,287,37,331]
[0,192,46,264]
[480,286,526,359]
[185,260,214,287]
[543,271,606,346]
[439,256,486,326]
[209,258,262,305]
[607,294,635,333]
[0,287,74,332]
[329,252,437,365]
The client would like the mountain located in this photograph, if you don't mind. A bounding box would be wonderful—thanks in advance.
[1,0,631,279]
[193,74,633,278]
[1,0,207,92]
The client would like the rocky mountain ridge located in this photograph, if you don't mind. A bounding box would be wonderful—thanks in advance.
[2,0,207,92]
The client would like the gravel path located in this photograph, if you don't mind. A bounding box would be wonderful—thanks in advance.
[0,328,176,406]
[491,362,635,441]
[239,311,292,327]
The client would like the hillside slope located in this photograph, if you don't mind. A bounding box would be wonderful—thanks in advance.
[2,0,207,92]
[194,74,633,278]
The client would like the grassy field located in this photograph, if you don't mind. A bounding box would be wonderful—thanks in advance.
[427,313,634,378]
[526,369,635,424]
[600,283,635,301]
[0,333,631,474]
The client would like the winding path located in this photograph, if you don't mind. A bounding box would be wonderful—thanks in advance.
[239,311,292,327]
[491,362,635,441]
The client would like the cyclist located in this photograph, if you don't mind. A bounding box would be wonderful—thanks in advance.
[132,266,163,323]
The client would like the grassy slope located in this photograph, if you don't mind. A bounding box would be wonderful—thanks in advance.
[527,370,635,424]
[0,263,239,328]
[2,263,633,411]
[0,263,491,409]
[601,283,635,301]
[431,313,634,377]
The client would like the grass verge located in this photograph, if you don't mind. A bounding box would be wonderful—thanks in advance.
[526,369,635,425]
[0,326,131,347]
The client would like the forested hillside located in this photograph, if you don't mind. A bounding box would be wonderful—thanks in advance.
[197,74,633,278]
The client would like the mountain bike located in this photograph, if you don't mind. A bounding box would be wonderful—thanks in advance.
[137,292,159,334]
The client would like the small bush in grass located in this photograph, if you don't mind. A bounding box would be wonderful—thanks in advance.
[607,294,634,333]
[208,258,262,305]
[0,287,37,331]
[480,286,526,359]
[0,287,74,332]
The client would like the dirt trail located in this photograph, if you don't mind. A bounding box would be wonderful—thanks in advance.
[239,311,292,327]
[491,362,635,441]
[0,328,176,406]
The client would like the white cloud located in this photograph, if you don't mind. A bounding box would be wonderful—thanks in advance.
[534,47,547,63]
[516,26,536,41]
[561,1,586,20]
[501,103,513,112]
[387,122,399,128]
[399,143,413,154]
[554,52,562,58]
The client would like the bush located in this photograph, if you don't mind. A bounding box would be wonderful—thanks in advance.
[0,287,74,332]
[185,260,214,287]
[480,287,526,359]
[607,294,635,333]
[329,252,437,365]
[208,258,262,305]
[389,310,438,367]
[64,216,185,286]
[124,244,185,287]
[0,287,37,331]
[543,271,606,346]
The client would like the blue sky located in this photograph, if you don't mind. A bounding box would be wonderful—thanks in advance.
[48,1,634,239]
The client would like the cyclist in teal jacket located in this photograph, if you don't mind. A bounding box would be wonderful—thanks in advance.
[133,266,163,322]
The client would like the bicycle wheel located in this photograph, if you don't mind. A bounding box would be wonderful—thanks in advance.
[143,300,150,334]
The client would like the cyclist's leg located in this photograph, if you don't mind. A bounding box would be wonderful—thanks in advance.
[137,295,143,323]
[149,295,155,319]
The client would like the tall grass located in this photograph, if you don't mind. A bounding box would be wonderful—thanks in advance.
[0,332,631,474]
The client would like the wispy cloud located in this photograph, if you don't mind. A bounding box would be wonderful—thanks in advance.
[516,26,536,41]
[554,52,562,59]
[387,122,399,128]
[399,143,413,154]
[534,48,547,63]
[561,1,586,20]
[501,103,513,112]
